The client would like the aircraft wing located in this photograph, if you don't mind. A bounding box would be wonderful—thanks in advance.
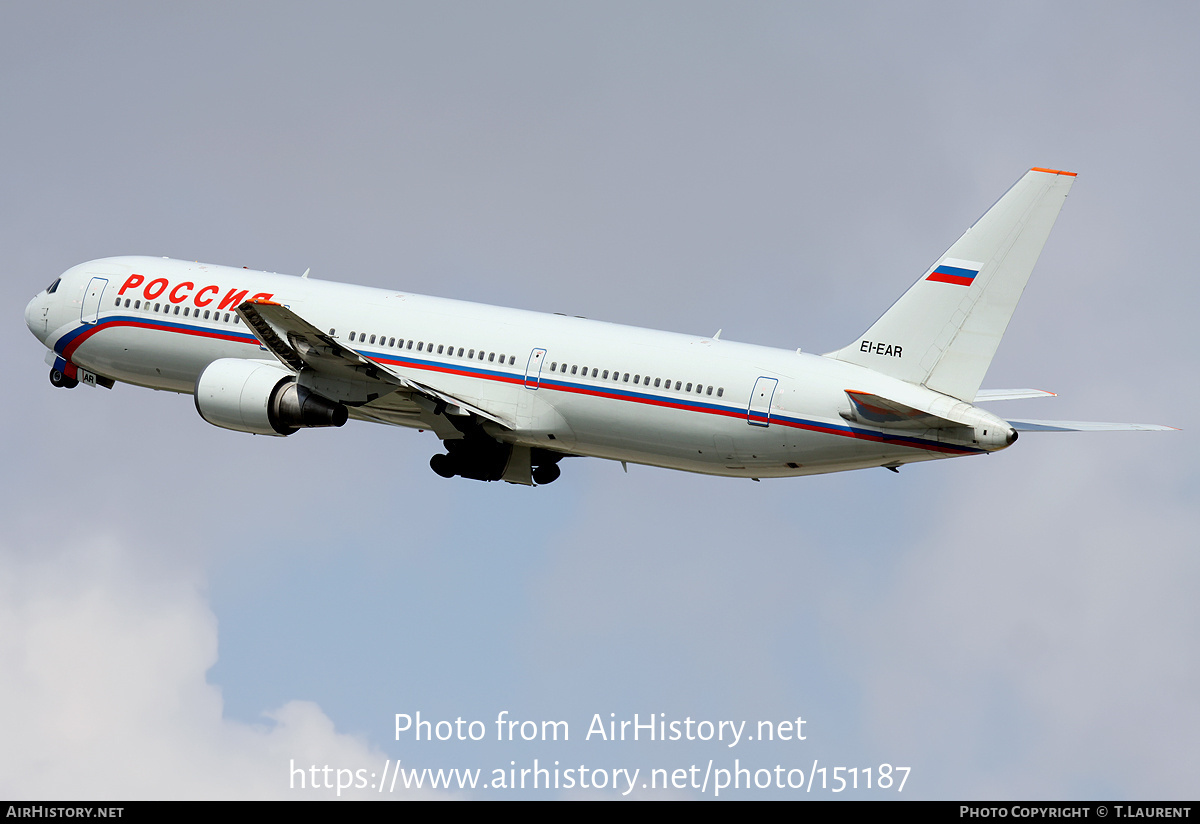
[238,298,393,382]
[236,299,514,430]
[1006,419,1178,432]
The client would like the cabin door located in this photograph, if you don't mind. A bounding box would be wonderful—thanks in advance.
[81,277,108,324]
[524,348,546,389]
[747,377,778,427]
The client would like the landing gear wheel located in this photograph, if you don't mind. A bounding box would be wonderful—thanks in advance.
[430,453,456,478]
[49,368,78,389]
[532,463,561,485]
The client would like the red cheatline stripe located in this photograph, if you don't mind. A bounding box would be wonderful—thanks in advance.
[926,272,975,286]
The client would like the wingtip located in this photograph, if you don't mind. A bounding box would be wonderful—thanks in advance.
[1031,167,1078,177]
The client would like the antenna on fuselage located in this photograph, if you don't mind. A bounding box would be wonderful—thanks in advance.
[301,268,310,279]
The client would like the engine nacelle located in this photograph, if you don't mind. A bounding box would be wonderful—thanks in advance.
[194,358,348,436]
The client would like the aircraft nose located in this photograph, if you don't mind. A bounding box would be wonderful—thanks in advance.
[25,292,47,340]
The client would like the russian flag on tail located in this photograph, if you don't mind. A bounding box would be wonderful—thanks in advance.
[926,258,981,286]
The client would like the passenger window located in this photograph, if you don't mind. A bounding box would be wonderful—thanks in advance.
[134,300,141,309]
[706,386,713,395]
[571,365,578,375]
[115,299,120,307]
[509,356,516,365]
[203,310,210,319]
[407,341,413,349]
[370,335,377,344]
[224,313,230,322]
[489,353,495,362]
[592,368,598,378]
[654,378,661,387]
[174,306,180,315]
[389,338,395,347]
[418,342,424,351]
[686,383,692,392]
[154,303,161,312]
[717,388,724,397]
[623,373,630,382]
[183,307,189,316]
[437,345,444,354]
[350,332,356,341]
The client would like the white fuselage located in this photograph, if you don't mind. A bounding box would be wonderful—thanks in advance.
[26,256,1000,478]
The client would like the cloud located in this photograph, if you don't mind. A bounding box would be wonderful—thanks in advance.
[847,441,1199,798]
[0,533,442,799]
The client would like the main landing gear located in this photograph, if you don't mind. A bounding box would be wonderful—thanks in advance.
[532,463,561,485]
[49,368,78,389]
[429,439,563,485]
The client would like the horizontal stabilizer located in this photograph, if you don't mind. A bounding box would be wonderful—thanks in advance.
[1008,419,1178,432]
[843,390,969,430]
[974,388,1057,402]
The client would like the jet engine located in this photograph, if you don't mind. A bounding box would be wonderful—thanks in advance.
[194,358,348,436]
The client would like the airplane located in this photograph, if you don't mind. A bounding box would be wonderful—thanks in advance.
[23,167,1173,485]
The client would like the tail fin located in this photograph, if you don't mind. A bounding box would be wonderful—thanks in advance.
[827,168,1076,401]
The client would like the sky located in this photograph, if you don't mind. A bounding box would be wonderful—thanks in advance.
[1,2,1195,800]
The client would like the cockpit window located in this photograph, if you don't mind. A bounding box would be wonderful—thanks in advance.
[46,278,60,294]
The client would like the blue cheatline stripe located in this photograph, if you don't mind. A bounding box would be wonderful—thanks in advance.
[57,315,259,356]
[57,319,981,456]
[926,264,979,286]
[933,265,977,280]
